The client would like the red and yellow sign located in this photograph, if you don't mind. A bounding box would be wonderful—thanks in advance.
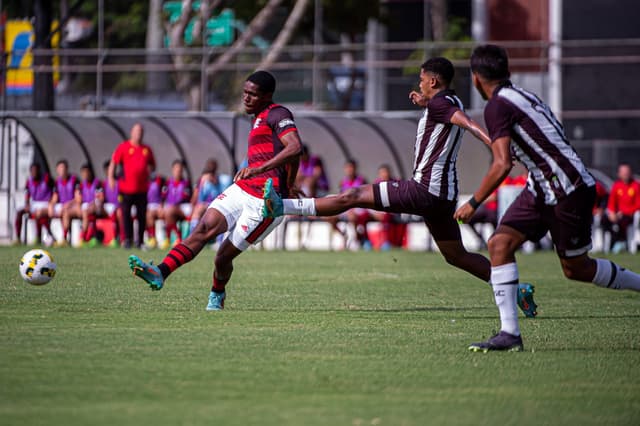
[5,20,59,95]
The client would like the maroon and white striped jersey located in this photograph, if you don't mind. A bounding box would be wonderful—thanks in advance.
[412,89,465,201]
[484,82,595,205]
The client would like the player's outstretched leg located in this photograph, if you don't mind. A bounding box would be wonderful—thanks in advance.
[262,178,283,218]
[128,255,164,290]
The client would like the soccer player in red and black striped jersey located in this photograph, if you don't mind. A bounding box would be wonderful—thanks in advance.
[263,57,537,318]
[455,44,640,352]
[128,71,302,311]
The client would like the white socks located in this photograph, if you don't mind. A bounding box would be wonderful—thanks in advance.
[593,258,640,291]
[491,263,521,336]
[282,198,317,216]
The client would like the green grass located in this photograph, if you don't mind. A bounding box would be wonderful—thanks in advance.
[1,246,640,425]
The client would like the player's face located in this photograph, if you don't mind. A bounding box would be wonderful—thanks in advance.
[172,163,183,180]
[618,165,632,183]
[56,163,67,178]
[30,165,40,178]
[130,124,143,144]
[80,168,91,181]
[344,163,355,178]
[472,73,488,100]
[419,69,429,98]
[378,167,390,181]
[243,81,270,115]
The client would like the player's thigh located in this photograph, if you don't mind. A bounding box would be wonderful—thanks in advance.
[549,186,595,258]
[208,184,246,232]
[227,197,284,252]
[498,189,547,244]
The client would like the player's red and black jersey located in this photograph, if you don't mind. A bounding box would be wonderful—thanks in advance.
[236,103,298,198]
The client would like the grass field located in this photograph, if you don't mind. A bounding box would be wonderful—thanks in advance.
[1,246,640,425]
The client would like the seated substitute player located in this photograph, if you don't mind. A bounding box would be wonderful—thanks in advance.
[14,163,54,245]
[161,159,192,249]
[454,44,640,352]
[128,70,303,310]
[263,57,537,317]
[96,160,125,247]
[144,173,166,249]
[50,159,79,246]
[189,158,232,234]
[61,164,102,247]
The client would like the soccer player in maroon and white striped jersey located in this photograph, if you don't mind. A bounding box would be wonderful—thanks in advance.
[128,71,302,311]
[455,44,640,352]
[264,57,537,318]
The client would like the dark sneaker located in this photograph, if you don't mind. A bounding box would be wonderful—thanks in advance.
[468,331,524,352]
[517,283,538,318]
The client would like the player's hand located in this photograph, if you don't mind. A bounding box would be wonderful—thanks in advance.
[454,203,476,224]
[108,177,116,189]
[288,185,306,199]
[234,167,261,182]
[409,91,427,107]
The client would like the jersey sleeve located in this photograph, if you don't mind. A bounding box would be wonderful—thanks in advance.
[484,98,515,142]
[427,96,460,123]
[111,143,124,165]
[267,106,298,138]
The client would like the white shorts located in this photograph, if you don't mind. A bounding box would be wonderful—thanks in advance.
[52,203,64,216]
[208,183,283,251]
[180,203,192,217]
[104,203,118,216]
[147,202,162,212]
[29,201,50,214]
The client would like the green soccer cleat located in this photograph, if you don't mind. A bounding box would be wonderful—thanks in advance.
[128,255,164,290]
[206,291,225,311]
[262,178,283,218]
[517,283,538,318]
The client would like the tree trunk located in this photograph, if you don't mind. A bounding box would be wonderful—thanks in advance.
[206,0,284,78]
[430,0,447,41]
[32,0,55,110]
[146,0,171,92]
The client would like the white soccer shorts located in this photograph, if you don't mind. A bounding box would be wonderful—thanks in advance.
[208,183,283,251]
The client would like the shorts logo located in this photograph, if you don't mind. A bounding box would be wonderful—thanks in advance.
[278,118,295,128]
[570,237,579,245]
[216,193,226,200]
[241,224,249,232]
[253,118,262,129]
[392,182,399,188]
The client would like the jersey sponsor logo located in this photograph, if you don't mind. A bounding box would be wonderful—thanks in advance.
[253,118,262,129]
[216,193,226,200]
[278,118,295,128]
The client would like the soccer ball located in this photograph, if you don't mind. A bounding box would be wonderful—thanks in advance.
[19,249,57,285]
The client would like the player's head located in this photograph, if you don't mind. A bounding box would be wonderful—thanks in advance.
[55,159,69,177]
[103,159,111,173]
[470,44,511,99]
[130,123,144,144]
[29,162,42,179]
[618,163,633,183]
[171,159,184,179]
[377,164,392,181]
[344,159,358,178]
[243,70,276,115]
[80,163,94,181]
[203,158,218,174]
[419,57,455,99]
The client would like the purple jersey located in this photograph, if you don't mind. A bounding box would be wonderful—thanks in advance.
[80,178,101,203]
[26,174,53,202]
[300,155,329,192]
[340,175,366,192]
[484,81,595,205]
[102,179,120,205]
[165,178,191,206]
[412,89,464,201]
[147,176,164,204]
[54,175,78,203]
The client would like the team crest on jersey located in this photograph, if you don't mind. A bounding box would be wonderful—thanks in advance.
[128,148,135,155]
[278,118,295,128]
[143,148,149,156]
[253,118,262,129]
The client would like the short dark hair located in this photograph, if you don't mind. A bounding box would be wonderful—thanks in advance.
[421,57,455,86]
[247,70,276,94]
[103,160,111,170]
[470,44,511,81]
[172,159,184,167]
[345,159,357,168]
[56,159,68,168]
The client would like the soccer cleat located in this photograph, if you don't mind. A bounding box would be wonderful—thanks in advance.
[128,254,164,290]
[159,239,170,250]
[87,238,99,248]
[146,237,157,249]
[468,331,524,353]
[517,283,538,318]
[206,291,225,311]
[262,178,283,218]
[53,239,69,248]
[108,239,119,248]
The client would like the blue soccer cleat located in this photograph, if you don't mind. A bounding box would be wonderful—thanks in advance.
[517,283,538,318]
[128,255,164,291]
[262,178,283,218]
[469,331,524,353]
[206,291,225,311]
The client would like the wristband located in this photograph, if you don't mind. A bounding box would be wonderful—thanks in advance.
[468,196,481,209]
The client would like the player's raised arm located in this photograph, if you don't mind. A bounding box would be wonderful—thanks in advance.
[450,110,492,147]
[454,135,512,223]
